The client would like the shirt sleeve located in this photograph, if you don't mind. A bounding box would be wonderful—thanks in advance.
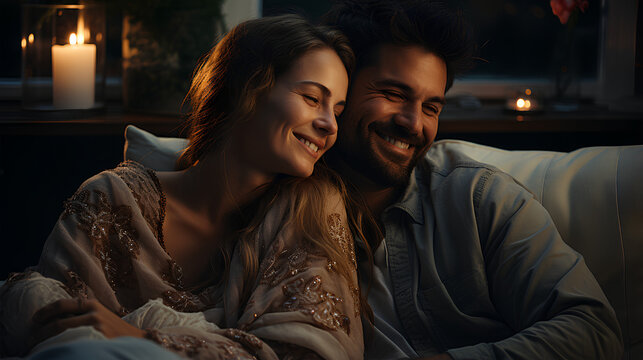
[448,170,623,360]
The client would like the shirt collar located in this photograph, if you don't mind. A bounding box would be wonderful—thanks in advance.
[385,168,425,225]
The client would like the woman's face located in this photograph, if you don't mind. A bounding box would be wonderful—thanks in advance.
[233,47,349,178]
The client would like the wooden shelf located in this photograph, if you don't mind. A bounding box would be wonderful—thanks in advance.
[1,101,641,138]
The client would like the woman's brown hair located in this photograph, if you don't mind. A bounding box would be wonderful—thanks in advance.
[178,14,354,168]
[176,15,377,322]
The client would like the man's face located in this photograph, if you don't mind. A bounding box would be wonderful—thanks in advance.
[334,44,447,188]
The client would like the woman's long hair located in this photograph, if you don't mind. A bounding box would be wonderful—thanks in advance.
[178,14,354,168]
[177,15,377,321]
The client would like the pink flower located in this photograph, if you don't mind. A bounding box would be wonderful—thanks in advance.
[550,0,588,24]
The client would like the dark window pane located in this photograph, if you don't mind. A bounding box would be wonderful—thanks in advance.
[261,0,600,80]
[0,1,21,78]
[453,0,600,79]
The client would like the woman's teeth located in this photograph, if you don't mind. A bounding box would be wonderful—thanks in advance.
[384,135,410,150]
[297,136,319,152]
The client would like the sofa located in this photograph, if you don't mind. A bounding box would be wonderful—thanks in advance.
[123,125,643,358]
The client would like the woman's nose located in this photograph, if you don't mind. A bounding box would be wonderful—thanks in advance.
[313,109,338,135]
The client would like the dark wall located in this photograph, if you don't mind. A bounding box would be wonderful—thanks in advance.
[0,135,124,278]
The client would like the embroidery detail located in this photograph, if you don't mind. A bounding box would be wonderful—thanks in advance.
[63,189,139,291]
[60,270,90,299]
[260,246,311,287]
[222,328,263,354]
[109,161,166,249]
[161,259,185,289]
[145,329,207,357]
[162,289,207,313]
[282,275,350,334]
[327,213,356,268]
[327,213,360,317]
[215,340,258,360]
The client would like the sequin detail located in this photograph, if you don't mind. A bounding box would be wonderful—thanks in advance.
[221,328,263,354]
[109,161,165,247]
[327,213,360,317]
[260,247,311,287]
[60,270,90,299]
[327,213,356,268]
[145,329,207,357]
[161,259,185,289]
[162,289,206,313]
[282,275,350,334]
[216,340,258,360]
[63,189,139,291]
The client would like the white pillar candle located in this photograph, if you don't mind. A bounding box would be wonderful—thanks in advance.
[51,33,96,109]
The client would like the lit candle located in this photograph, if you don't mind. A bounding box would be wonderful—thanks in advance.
[51,32,96,109]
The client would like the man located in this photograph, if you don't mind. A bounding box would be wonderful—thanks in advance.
[323,1,623,359]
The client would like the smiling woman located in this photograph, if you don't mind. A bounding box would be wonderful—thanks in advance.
[230,47,348,179]
[0,14,365,360]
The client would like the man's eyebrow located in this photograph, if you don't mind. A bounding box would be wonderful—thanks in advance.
[296,80,331,97]
[373,79,446,105]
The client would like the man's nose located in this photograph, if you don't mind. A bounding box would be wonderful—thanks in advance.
[393,103,422,134]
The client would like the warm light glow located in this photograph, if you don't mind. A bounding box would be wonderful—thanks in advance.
[515,98,532,111]
[21,38,26,49]
[78,33,85,44]
[69,33,77,45]
[96,33,103,42]
[525,88,532,96]
[28,34,34,44]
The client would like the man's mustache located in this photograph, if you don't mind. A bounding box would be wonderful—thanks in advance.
[370,122,425,148]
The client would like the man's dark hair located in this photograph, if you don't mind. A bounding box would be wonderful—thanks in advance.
[323,0,476,91]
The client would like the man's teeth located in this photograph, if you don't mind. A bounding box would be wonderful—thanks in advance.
[384,135,410,150]
[298,137,319,152]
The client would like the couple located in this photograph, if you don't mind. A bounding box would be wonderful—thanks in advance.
[0,1,623,359]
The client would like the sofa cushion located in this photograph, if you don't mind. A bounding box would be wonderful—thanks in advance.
[428,139,643,358]
[123,125,188,171]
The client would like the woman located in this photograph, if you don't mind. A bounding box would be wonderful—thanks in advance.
[0,15,362,359]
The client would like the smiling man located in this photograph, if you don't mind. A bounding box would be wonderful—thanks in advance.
[324,1,623,359]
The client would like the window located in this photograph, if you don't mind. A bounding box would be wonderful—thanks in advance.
[1,0,638,105]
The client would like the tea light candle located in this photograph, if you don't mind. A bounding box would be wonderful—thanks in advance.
[505,88,540,112]
[51,33,96,109]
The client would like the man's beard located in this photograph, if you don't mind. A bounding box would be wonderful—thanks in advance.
[341,136,423,189]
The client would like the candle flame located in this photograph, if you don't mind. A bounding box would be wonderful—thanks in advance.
[515,98,532,111]
[28,34,34,44]
[69,33,77,45]
[21,38,26,49]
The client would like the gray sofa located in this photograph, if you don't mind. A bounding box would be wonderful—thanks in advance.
[125,125,643,359]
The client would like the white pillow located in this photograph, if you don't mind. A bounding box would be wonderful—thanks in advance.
[123,125,188,171]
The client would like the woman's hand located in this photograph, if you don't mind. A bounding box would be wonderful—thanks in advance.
[31,298,146,346]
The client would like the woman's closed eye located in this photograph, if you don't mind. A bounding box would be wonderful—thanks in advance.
[302,94,320,106]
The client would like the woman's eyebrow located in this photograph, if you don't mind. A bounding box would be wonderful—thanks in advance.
[296,80,331,97]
